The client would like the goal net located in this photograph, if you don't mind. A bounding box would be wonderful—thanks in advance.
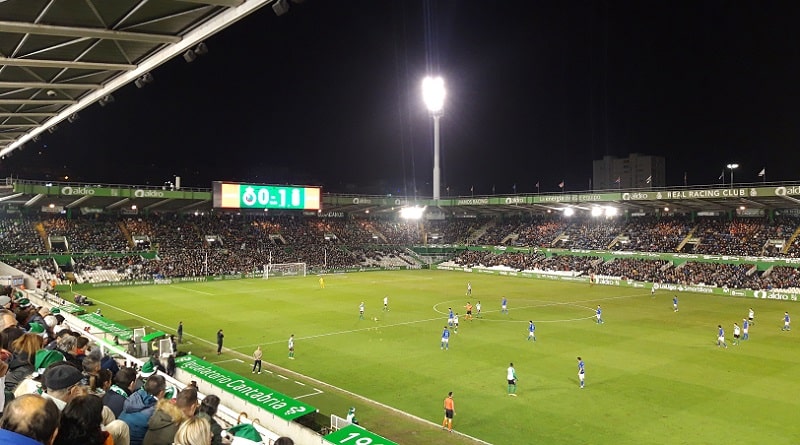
[263,262,307,279]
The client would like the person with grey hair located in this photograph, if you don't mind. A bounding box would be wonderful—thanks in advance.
[54,333,81,368]
[0,393,60,445]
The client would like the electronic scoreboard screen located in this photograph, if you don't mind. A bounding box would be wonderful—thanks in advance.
[212,181,321,210]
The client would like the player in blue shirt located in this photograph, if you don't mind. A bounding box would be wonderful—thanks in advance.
[717,325,728,348]
[501,297,508,315]
[577,357,585,388]
[742,318,749,340]
[448,308,455,327]
[595,305,604,324]
[673,295,678,312]
[782,312,791,331]
[441,326,450,350]
[527,320,536,342]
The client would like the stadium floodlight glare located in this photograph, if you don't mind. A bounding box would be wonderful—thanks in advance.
[726,163,739,185]
[604,206,618,217]
[399,205,426,220]
[422,76,446,200]
[422,76,446,114]
[591,207,603,217]
[563,207,575,217]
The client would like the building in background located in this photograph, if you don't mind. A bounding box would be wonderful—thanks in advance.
[592,153,665,190]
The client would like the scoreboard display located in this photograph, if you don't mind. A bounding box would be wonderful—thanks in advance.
[212,181,321,210]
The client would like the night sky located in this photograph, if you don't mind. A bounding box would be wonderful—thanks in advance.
[6,0,800,196]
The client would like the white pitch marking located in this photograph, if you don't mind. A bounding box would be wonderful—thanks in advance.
[277,375,289,380]
[294,381,306,386]
[295,387,323,400]
[171,286,214,295]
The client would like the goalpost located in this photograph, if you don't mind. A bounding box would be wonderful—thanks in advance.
[263,262,307,279]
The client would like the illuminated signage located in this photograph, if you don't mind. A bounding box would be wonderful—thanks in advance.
[213,181,321,210]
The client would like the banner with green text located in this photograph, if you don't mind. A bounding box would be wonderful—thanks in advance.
[174,355,315,421]
[78,313,133,340]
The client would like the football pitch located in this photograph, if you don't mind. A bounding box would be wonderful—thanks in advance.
[83,270,799,445]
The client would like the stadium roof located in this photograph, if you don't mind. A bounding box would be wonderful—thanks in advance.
[2,178,800,216]
[0,0,282,157]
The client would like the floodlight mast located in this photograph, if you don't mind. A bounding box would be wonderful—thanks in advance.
[726,163,739,185]
[422,76,446,201]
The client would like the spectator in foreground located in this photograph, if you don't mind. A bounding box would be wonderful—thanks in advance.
[119,374,165,445]
[53,394,112,445]
[103,366,137,418]
[196,395,229,445]
[173,416,212,445]
[0,393,60,445]
[142,386,198,445]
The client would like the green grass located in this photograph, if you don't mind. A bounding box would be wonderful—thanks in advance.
[82,270,800,445]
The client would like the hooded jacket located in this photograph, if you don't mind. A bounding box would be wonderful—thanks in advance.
[118,389,158,445]
[142,399,185,445]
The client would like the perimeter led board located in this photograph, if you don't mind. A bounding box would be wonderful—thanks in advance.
[212,182,321,210]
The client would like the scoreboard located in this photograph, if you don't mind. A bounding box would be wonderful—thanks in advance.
[212,181,321,210]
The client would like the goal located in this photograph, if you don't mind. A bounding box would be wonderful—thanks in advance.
[263,262,307,279]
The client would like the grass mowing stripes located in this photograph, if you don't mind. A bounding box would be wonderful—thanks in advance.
[82,270,800,445]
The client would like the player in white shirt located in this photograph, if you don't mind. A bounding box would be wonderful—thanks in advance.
[359,302,365,320]
[476,301,482,318]
[732,322,741,345]
[466,282,472,296]
[383,296,389,312]
[748,308,755,326]
[453,313,459,334]
[507,363,517,396]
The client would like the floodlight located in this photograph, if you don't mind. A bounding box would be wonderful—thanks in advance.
[591,207,603,217]
[400,206,426,220]
[604,207,618,217]
[563,208,575,217]
[422,76,446,114]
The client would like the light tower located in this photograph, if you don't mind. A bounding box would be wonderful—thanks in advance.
[422,76,446,200]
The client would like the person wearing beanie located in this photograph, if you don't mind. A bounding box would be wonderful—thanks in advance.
[41,363,86,411]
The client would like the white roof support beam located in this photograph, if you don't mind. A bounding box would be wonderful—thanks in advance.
[0,57,135,71]
[0,20,180,44]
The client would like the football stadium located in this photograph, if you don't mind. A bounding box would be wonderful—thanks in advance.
[1,2,800,445]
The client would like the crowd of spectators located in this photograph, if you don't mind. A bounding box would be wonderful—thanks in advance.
[0,288,295,445]
[4,213,800,290]
[449,250,800,291]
